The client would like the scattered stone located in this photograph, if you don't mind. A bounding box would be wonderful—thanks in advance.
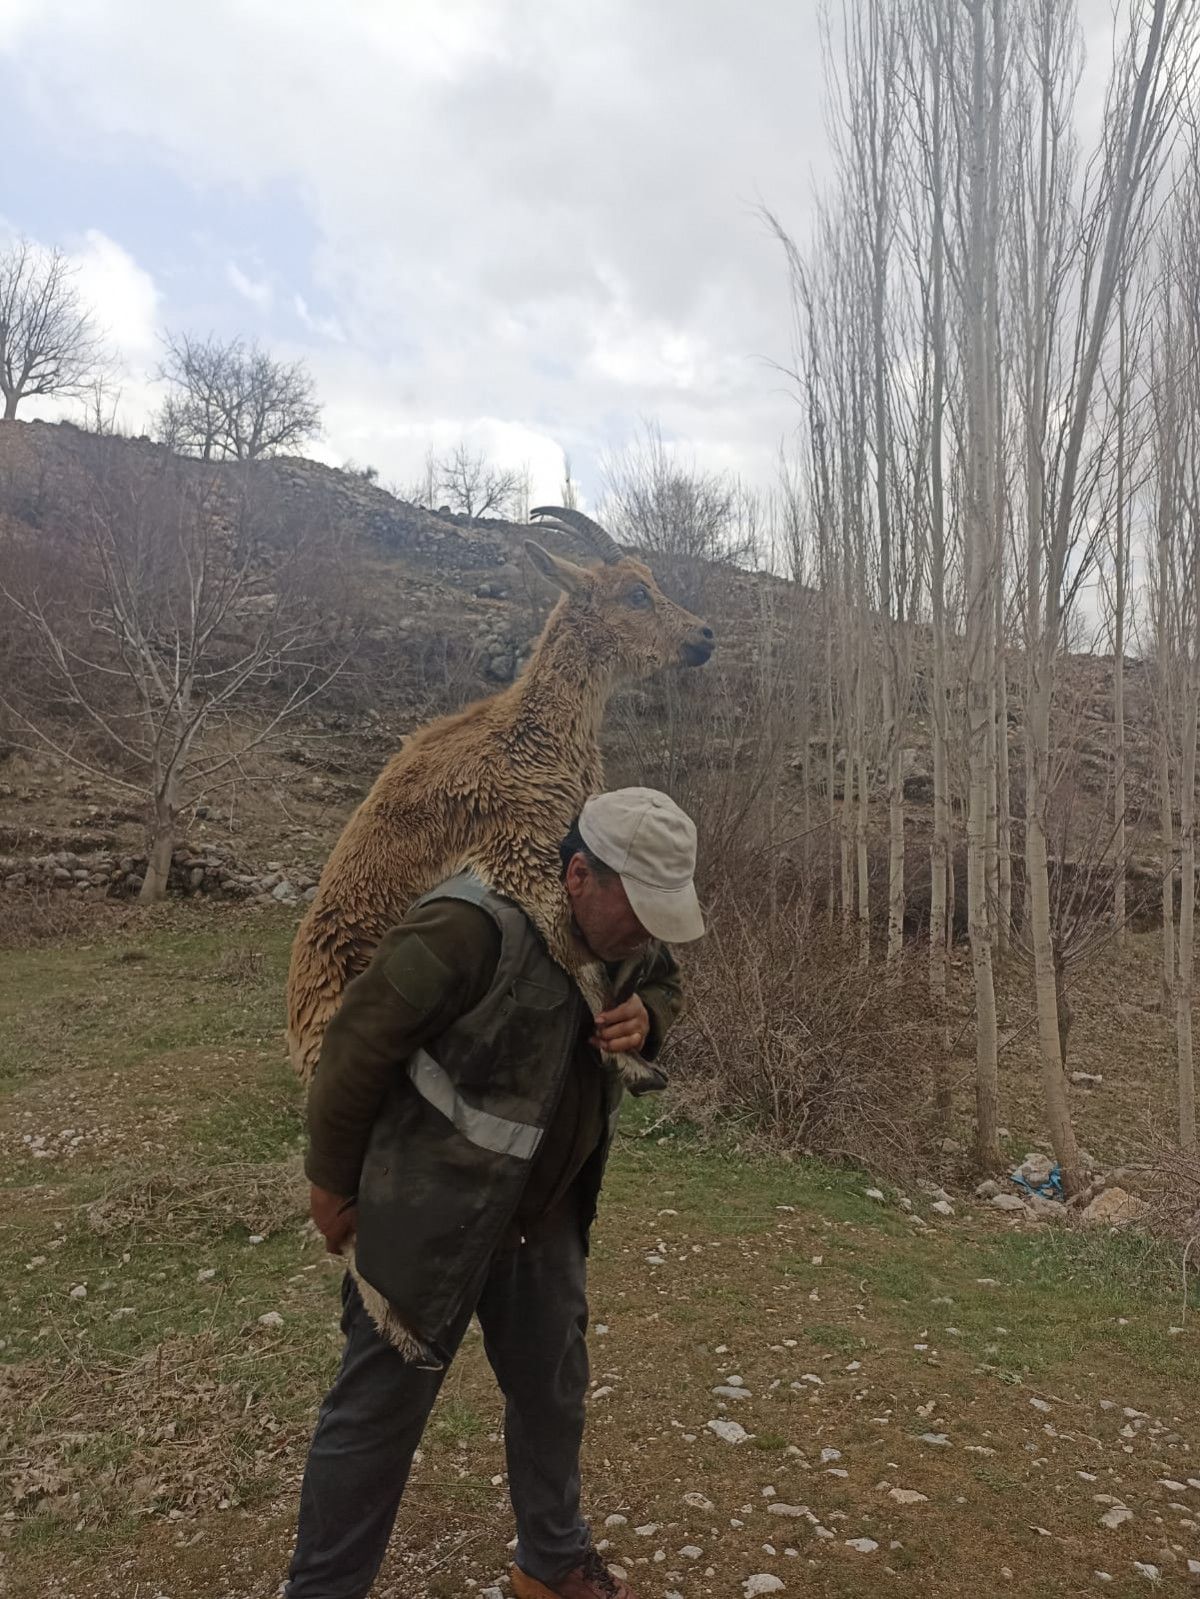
[820,1448,842,1463]
[865,1188,886,1202]
[1083,1188,1152,1228]
[69,1284,87,1300]
[767,1504,808,1519]
[1071,1071,1103,1085]
[604,1514,628,1528]
[992,1193,1028,1213]
[919,1434,952,1447]
[1016,1153,1055,1187]
[679,1545,703,1559]
[1029,1398,1052,1413]
[707,1419,749,1444]
[743,1578,785,1597]
[197,1267,217,1282]
[888,1489,928,1505]
[931,1199,954,1217]
[257,1310,284,1329]
[713,1384,752,1401]
[846,1538,879,1553]
[1133,1563,1161,1582]
[683,1494,715,1513]
[1100,1507,1134,1530]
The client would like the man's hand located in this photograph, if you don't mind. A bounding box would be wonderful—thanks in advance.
[591,994,650,1056]
[310,1184,357,1254]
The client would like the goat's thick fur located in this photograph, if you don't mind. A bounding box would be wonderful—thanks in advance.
[287,516,712,1356]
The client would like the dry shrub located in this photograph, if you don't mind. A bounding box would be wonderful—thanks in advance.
[86,1157,305,1244]
[1144,1140,1200,1258]
[664,896,935,1177]
[0,888,95,949]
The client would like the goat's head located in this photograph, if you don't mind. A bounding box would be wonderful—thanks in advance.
[525,507,715,676]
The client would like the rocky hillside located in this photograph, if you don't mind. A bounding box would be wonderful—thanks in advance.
[0,419,1155,917]
[0,420,778,905]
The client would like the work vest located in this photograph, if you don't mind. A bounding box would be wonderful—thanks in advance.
[354,871,623,1364]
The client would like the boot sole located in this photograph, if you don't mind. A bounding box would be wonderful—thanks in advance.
[509,1566,563,1598]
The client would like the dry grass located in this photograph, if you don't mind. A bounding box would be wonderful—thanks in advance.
[1,1329,294,1526]
[85,1157,306,1246]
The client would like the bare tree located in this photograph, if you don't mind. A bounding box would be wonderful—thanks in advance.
[602,420,759,565]
[0,240,107,421]
[561,452,580,510]
[1010,0,1188,1192]
[1150,143,1200,1152]
[0,447,348,900]
[156,333,320,462]
[434,440,525,519]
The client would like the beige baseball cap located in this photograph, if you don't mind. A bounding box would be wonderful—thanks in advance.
[578,787,705,944]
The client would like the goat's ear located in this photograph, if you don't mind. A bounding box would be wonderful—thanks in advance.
[524,540,591,596]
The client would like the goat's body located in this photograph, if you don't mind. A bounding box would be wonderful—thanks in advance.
[288,611,609,1081]
[286,519,713,1360]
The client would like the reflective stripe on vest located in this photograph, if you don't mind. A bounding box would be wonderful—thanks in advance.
[407,1048,545,1161]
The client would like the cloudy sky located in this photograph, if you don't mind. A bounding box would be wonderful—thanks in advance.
[1,0,1119,508]
[0,1,837,504]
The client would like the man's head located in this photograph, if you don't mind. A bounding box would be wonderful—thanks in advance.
[560,788,704,963]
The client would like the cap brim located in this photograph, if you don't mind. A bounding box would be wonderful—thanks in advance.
[622,873,706,944]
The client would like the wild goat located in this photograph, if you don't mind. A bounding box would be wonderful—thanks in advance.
[286,505,714,1093]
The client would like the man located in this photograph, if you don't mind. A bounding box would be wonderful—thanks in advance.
[287,787,705,1599]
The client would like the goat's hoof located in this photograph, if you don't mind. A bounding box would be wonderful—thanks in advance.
[617,1054,668,1096]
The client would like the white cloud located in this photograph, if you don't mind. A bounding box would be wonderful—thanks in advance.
[227,261,273,312]
[1,0,822,499]
[293,293,345,343]
[74,230,161,363]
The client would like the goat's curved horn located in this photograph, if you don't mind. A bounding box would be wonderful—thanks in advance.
[530,505,624,565]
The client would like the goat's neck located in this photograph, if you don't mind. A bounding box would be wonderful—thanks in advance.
[510,611,614,755]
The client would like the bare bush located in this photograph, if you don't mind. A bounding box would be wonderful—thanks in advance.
[664,898,936,1176]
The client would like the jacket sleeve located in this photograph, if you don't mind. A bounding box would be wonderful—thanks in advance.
[303,902,500,1197]
[636,941,684,1063]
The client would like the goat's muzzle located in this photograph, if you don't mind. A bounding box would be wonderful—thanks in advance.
[681,625,715,667]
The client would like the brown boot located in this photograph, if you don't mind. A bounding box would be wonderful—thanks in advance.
[509,1547,642,1599]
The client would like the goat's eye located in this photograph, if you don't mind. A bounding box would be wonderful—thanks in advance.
[625,585,652,609]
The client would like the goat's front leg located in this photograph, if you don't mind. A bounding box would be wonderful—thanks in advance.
[574,965,667,1094]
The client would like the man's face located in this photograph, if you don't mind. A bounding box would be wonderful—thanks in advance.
[565,853,652,962]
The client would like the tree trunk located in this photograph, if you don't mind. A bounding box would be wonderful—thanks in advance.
[986,669,1000,938]
[1161,737,1177,1010]
[886,678,905,964]
[995,633,1012,950]
[1025,670,1083,1191]
[2,390,18,421]
[964,0,1002,1172]
[141,788,176,903]
[1113,291,1129,949]
[856,741,871,966]
[1179,667,1198,1151]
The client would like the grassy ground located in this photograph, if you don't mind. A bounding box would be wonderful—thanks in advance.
[1,907,1198,1598]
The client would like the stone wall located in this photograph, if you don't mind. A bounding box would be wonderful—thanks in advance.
[1,845,320,906]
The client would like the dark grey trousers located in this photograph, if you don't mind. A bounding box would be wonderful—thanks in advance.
[285,1202,591,1598]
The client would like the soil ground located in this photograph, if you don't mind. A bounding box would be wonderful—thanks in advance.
[2,905,1199,1598]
